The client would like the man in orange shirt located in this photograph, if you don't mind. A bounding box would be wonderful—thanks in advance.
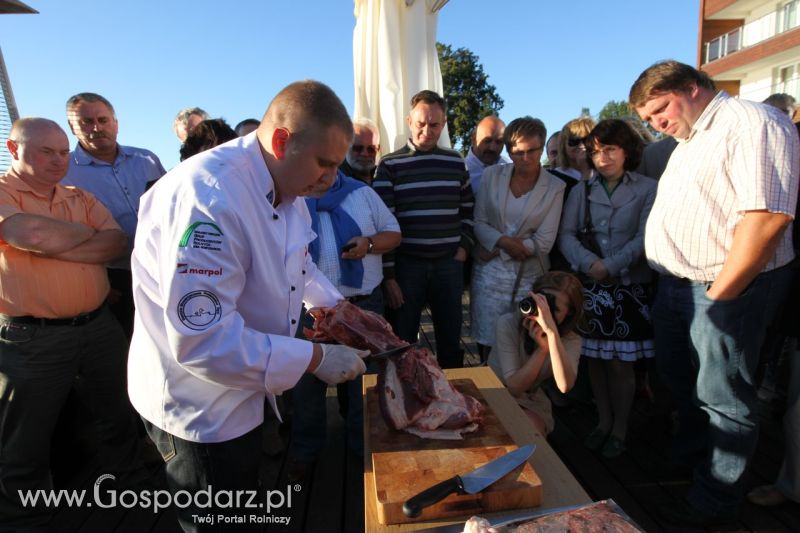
[0,118,144,529]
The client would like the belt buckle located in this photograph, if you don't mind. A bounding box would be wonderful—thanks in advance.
[70,313,89,326]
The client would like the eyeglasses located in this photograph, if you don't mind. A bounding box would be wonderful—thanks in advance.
[351,144,378,155]
[589,146,621,159]
[509,146,543,158]
[567,136,584,147]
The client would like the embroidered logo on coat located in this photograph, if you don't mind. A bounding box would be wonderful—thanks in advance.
[177,290,222,330]
[176,263,223,277]
[179,222,224,251]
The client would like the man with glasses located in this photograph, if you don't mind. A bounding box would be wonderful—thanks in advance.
[340,118,381,185]
[465,115,506,194]
[631,60,799,526]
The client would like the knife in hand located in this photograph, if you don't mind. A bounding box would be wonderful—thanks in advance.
[369,343,417,359]
[402,444,535,518]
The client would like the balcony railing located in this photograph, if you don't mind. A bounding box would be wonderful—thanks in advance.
[703,1,800,63]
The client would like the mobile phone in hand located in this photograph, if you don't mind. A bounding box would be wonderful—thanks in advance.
[342,242,357,252]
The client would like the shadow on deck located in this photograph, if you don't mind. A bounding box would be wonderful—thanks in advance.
[51,294,799,532]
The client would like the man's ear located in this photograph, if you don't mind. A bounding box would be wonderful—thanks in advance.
[6,139,19,160]
[272,128,290,160]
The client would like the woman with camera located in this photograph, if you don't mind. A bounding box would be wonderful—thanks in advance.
[558,119,657,458]
[488,272,585,436]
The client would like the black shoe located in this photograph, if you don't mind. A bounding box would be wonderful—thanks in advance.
[658,499,737,527]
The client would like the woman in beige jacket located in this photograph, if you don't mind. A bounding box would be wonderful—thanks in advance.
[470,117,565,361]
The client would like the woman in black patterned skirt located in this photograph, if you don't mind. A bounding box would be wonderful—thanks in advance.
[557,119,658,458]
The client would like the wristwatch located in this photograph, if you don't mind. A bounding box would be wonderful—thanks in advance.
[367,237,375,254]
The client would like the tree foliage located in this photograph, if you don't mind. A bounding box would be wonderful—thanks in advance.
[437,42,504,152]
[598,100,632,121]
[596,99,660,140]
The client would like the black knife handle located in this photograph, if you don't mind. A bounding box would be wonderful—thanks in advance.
[403,476,463,518]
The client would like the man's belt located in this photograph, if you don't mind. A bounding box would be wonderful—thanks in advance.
[346,293,372,304]
[0,305,105,327]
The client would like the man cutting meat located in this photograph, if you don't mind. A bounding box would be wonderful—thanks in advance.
[127,81,369,532]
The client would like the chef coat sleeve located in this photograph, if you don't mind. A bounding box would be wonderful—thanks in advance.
[161,192,313,395]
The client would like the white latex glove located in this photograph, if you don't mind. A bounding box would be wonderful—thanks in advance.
[312,344,369,384]
[463,516,499,533]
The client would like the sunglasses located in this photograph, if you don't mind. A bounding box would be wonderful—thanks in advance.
[351,144,378,155]
[567,136,585,147]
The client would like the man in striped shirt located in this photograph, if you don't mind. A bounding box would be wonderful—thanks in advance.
[631,60,799,526]
[373,90,475,369]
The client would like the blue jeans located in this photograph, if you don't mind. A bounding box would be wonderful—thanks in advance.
[143,421,263,533]
[653,267,793,516]
[393,254,464,369]
[290,286,384,462]
[0,307,142,529]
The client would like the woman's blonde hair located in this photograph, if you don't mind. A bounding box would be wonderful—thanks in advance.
[556,117,595,169]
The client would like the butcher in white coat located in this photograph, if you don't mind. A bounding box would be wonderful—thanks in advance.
[128,81,368,532]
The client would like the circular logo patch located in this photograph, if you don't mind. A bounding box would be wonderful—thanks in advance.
[177,290,222,330]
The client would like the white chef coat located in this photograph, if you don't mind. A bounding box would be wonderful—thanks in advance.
[128,132,342,443]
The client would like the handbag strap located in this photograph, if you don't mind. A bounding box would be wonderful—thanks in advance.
[580,180,604,258]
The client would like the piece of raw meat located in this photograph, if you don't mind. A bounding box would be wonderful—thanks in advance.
[305,300,483,439]
[305,300,405,353]
[378,347,483,439]
[512,500,642,532]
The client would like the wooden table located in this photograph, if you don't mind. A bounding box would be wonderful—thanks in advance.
[363,367,591,532]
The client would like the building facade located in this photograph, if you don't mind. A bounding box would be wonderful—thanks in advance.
[699,0,800,103]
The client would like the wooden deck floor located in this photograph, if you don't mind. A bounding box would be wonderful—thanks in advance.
[51,295,800,532]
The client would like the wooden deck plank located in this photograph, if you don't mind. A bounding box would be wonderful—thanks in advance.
[303,393,347,533]
[50,299,800,532]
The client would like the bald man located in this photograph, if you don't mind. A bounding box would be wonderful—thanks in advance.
[0,118,144,529]
[465,115,506,193]
[128,81,370,531]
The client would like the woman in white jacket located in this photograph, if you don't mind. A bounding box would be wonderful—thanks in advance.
[470,117,565,361]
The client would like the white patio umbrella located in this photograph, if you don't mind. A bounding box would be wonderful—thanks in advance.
[353,0,451,155]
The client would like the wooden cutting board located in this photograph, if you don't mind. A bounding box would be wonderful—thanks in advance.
[366,379,542,524]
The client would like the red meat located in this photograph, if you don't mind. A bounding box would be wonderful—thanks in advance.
[306,300,483,439]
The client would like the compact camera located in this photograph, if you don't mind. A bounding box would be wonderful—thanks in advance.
[518,292,557,317]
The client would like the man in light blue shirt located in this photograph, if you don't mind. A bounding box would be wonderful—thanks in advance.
[63,92,166,336]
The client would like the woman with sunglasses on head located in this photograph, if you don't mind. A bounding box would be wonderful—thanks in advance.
[488,272,585,436]
[550,117,596,192]
[471,117,566,364]
[558,119,657,458]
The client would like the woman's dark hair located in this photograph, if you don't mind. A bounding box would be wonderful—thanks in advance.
[180,118,237,161]
[521,271,585,353]
[584,119,644,171]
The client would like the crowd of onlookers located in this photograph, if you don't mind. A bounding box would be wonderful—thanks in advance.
[0,60,798,531]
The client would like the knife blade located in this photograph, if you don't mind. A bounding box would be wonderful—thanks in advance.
[402,444,535,518]
[369,343,417,359]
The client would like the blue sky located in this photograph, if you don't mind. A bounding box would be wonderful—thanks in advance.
[2,0,699,169]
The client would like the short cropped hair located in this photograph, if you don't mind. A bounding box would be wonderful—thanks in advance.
[556,117,595,169]
[179,118,237,161]
[66,92,116,116]
[264,80,353,151]
[503,116,546,152]
[409,90,447,114]
[173,107,209,135]
[629,60,716,109]
[234,118,260,136]
[352,117,380,144]
[584,119,644,171]
[9,117,63,143]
